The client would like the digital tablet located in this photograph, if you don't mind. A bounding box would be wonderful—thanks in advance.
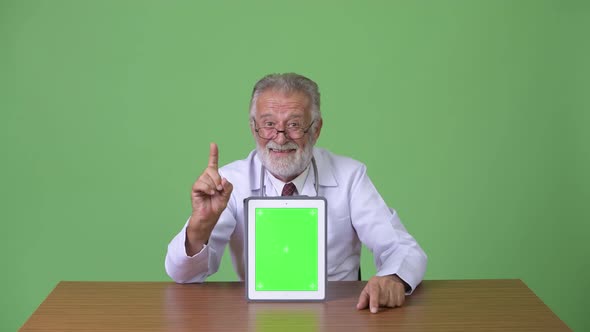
[245,196,327,301]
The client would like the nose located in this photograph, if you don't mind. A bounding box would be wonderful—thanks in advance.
[273,130,289,145]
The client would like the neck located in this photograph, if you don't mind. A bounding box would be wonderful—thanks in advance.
[269,171,300,183]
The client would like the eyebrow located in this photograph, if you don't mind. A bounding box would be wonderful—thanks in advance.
[258,114,304,120]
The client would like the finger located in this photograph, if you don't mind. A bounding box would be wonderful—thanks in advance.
[390,279,405,307]
[192,179,217,196]
[208,142,219,170]
[356,287,370,310]
[203,167,223,191]
[220,178,233,198]
[397,290,405,307]
[369,282,380,313]
[388,286,396,307]
[194,172,222,193]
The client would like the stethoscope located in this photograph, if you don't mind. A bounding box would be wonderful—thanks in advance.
[259,157,319,197]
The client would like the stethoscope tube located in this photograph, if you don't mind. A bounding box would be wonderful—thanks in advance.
[259,157,319,197]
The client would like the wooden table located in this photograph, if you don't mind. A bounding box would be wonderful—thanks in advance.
[20,280,570,331]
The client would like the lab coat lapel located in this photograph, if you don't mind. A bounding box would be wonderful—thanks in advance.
[249,150,264,196]
[301,148,338,196]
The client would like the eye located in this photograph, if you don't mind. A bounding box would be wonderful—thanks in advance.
[263,121,275,128]
[287,122,301,129]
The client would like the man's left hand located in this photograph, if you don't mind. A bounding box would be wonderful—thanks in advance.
[356,275,407,313]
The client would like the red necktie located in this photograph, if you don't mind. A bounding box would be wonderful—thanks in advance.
[281,182,297,196]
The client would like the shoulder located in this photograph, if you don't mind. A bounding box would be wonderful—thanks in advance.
[314,147,366,172]
[313,147,368,187]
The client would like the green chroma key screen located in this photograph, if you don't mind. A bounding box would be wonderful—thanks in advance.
[255,207,318,291]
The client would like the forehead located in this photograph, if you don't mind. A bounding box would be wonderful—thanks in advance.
[255,89,311,119]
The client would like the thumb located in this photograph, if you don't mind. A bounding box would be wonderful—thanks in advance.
[220,178,233,197]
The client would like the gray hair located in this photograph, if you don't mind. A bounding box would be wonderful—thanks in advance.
[249,73,322,134]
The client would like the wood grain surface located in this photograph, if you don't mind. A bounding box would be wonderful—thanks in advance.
[20,280,570,331]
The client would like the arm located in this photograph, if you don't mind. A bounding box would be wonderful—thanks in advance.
[350,164,427,311]
[164,206,238,283]
[164,143,234,283]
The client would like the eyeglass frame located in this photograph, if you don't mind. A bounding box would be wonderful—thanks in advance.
[253,119,315,140]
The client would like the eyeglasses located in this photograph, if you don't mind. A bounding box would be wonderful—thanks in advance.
[254,120,315,140]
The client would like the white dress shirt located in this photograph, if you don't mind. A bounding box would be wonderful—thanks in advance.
[165,147,427,293]
[266,163,310,196]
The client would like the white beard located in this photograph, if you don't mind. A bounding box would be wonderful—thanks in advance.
[257,139,314,180]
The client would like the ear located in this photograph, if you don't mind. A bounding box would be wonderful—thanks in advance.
[250,119,257,137]
[312,118,323,142]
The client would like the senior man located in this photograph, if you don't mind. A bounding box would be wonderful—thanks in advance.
[165,73,427,313]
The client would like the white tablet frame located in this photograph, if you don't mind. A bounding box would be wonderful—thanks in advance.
[245,196,327,301]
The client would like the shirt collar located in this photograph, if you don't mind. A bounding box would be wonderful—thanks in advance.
[266,165,310,196]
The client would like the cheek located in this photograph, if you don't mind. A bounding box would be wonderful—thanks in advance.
[254,137,267,148]
[295,141,307,151]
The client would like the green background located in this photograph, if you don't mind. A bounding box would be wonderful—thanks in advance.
[1,0,588,330]
[255,208,318,291]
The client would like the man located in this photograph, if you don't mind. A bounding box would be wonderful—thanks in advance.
[165,73,427,313]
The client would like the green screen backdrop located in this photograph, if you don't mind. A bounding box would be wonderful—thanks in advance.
[1,1,588,330]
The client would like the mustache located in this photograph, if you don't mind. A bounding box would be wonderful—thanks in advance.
[265,141,299,151]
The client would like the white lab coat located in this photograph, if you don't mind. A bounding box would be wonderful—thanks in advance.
[165,147,427,293]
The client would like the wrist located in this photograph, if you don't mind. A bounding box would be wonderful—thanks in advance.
[186,224,210,245]
[388,274,410,292]
[184,227,208,257]
[187,214,214,240]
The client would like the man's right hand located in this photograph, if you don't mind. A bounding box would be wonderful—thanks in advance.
[185,143,233,256]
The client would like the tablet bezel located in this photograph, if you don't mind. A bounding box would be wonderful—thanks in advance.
[245,196,327,301]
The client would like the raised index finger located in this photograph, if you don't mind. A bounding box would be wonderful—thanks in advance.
[208,142,219,170]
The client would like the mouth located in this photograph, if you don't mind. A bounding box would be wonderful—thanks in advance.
[269,148,297,156]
